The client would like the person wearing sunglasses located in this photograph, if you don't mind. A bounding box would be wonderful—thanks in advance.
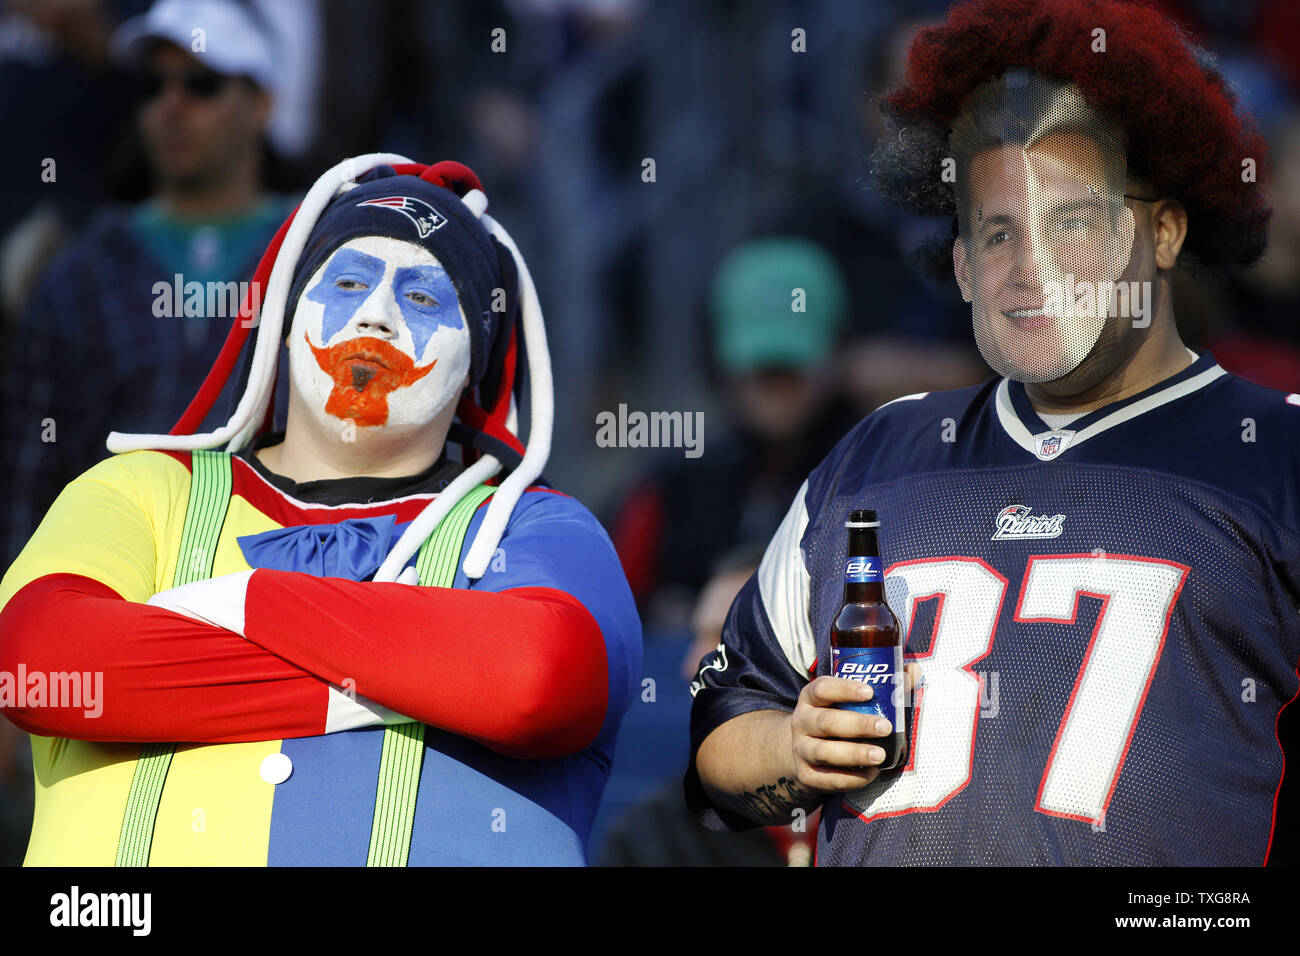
[1,0,292,582]
[119,0,276,221]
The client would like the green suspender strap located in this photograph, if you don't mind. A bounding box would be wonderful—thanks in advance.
[115,450,491,867]
[116,449,233,867]
[366,482,495,866]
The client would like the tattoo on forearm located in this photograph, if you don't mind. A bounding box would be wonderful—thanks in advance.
[736,776,816,822]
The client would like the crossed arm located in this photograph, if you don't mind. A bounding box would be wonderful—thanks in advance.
[0,570,608,757]
[0,458,618,758]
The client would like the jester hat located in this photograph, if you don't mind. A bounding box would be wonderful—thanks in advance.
[106,154,553,582]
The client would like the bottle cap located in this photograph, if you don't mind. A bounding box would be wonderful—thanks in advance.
[846,509,880,528]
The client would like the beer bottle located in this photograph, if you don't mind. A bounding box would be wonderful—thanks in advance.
[830,509,907,770]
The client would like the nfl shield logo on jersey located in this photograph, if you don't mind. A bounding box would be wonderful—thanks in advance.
[1034,430,1073,461]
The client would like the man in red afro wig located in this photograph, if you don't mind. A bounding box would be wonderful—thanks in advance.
[872,0,1269,265]
[688,0,1300,867]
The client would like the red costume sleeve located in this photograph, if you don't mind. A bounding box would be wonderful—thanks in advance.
[0,573,328,743]
[240,570,609,758]
[0,571,609,758]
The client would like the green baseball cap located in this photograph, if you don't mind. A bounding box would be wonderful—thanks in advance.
[710,237,848,374]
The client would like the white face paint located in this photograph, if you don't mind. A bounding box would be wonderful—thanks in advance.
[286,235,471,432]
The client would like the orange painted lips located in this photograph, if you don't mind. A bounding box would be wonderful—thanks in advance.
[307,332,436,426]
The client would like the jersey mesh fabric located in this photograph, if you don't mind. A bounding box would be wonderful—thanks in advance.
[806,463,1288,864]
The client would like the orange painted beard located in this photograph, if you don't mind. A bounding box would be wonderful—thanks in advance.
[306,332,436,427]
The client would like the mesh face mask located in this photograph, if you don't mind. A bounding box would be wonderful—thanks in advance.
[952,70,1139,383]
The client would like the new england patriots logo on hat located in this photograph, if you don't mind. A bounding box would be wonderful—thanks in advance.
[356,196,448,238]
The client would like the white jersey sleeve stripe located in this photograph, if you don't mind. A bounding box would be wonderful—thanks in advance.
[756,479,816,678]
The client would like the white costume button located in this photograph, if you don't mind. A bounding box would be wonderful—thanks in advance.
[260,752,293,785]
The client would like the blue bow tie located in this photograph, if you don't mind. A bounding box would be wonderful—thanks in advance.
[238,515,418,580]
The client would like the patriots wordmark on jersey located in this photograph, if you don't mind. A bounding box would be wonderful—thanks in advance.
[689,351,1300,865]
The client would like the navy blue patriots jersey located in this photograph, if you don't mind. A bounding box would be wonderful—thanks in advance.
[688,352,1300,865]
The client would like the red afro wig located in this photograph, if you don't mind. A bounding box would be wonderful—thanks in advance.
[871,0,1270,270]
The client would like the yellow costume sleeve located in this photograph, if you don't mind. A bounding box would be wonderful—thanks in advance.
[1,450,190,609]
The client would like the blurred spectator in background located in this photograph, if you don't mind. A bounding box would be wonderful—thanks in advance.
[251,0,322,174]
[1,0,292,569]
[1177,112,1300,393]
[825,14,989,414]
[597,545,816,866]
[0,0,146,341]
[609,236,859,627]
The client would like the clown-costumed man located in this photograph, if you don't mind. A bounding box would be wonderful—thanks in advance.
[0,155,642,866]
[688,0,1300,865]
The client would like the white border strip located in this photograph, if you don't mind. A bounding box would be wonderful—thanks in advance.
[756,480,816,678]
[995,380,1038,455]
[1071,364,1226,447]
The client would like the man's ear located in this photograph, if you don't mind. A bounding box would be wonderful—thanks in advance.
[954,238,973,303]
[1151,198,1188,271]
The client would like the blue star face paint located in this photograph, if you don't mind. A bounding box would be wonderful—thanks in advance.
[305,248,387,344]
[288,236,473,433]
[392,264,464,356]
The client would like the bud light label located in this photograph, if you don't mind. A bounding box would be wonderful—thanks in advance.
[843,555,883,584]
[832,645,904,726]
